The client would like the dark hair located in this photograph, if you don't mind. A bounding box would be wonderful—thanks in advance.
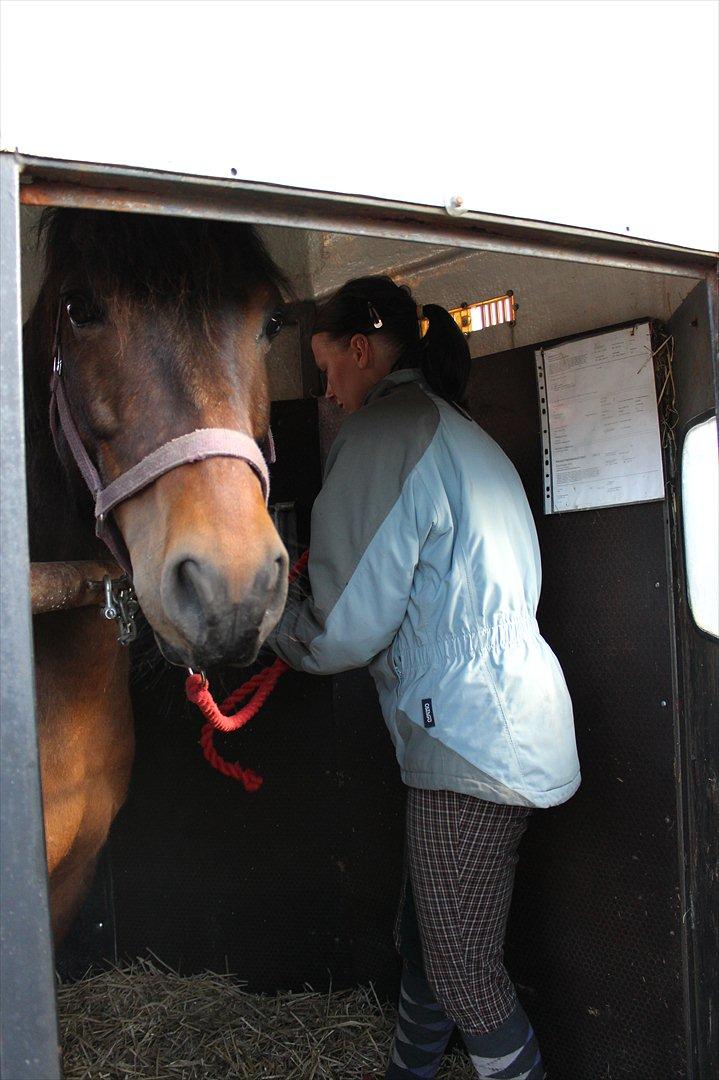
[313,275,471,404]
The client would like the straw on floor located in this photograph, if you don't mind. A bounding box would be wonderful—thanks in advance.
[57,957,475,1079]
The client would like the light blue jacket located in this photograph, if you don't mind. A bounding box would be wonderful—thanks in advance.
[270,369,580,809]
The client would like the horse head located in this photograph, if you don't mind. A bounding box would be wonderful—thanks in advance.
[35,208,290,669]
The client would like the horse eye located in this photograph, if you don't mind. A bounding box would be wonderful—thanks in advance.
[265,313,283,341]
[65,295,100,328]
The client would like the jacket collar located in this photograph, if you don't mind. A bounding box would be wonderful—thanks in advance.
[362,367,424,408]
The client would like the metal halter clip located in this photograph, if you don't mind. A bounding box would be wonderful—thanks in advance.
[101,574,139,646]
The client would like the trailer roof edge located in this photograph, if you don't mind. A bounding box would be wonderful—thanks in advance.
[13,154,718,280]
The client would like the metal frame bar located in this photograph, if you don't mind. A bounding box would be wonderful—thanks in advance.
[665,279,719,1079]
[18,155,717,280]
[0,153,60,1078]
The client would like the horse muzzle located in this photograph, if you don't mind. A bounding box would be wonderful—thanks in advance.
[153,548,288,669]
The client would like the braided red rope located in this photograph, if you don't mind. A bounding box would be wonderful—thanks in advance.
[185,550,309,790]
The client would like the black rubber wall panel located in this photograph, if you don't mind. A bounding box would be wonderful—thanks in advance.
[467,346,685,1080]
[104,398,406,994]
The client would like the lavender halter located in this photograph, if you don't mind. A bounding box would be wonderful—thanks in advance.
[49,309,274,577]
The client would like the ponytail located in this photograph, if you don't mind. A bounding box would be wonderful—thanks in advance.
[314,276,472,406]
[419,304,471,405]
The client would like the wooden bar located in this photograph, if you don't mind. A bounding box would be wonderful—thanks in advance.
[30,560,124,615]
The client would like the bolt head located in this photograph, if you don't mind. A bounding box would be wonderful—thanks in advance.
[445,194,468,217]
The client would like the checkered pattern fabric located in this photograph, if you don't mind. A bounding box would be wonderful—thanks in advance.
[400,788,532,1036]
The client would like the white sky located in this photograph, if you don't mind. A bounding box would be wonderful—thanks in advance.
[1,0,717,251]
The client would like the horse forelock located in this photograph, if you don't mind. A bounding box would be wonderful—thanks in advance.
[28,207,288,435]
[37,208,288,328]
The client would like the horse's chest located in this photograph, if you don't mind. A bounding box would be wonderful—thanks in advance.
[33,609,134,867]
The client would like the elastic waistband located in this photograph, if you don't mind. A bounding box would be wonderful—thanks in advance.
[400,612,539,670]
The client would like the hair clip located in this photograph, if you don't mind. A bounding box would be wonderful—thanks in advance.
[367,302,383,330]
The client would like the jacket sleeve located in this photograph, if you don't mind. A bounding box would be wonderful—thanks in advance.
[268,402,438,675]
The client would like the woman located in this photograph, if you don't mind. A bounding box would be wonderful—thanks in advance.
[269,276,580,1080]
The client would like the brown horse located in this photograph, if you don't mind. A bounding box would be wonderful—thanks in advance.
[24,209,289,942]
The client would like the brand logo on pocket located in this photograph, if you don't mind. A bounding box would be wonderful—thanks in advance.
[422,698,436,728]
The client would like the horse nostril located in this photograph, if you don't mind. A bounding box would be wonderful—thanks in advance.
[250,548,288,610]
[272,549,289,593]
[172,557,221,622]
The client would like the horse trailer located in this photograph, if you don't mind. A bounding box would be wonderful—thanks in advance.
[1,4,717,1078]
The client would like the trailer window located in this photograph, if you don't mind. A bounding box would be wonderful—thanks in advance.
[681,414,719,638]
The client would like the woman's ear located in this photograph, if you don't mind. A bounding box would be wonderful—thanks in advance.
[350,333,371,369]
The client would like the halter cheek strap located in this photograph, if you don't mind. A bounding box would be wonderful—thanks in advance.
[49,331,273,577]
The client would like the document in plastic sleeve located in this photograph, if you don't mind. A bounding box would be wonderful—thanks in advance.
[536,322,664,514]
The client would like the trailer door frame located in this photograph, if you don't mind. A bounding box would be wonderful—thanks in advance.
[0,153,60,1080]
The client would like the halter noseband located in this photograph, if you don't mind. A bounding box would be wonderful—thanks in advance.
[49,305,274,577]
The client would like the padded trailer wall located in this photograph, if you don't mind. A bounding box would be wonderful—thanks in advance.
[7,174,718,1080]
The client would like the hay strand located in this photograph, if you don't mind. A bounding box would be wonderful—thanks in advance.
[57,959,474,1078]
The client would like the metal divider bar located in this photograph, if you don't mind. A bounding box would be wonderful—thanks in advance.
[0,152,60,1080]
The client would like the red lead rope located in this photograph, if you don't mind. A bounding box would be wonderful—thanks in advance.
[185,549,309,791]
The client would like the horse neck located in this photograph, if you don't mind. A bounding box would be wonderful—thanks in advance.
[24,297,104,563]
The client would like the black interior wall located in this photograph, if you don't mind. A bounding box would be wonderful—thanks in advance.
[60,333,689,1079]
[466,344,685,1080]
[102,398,407,995]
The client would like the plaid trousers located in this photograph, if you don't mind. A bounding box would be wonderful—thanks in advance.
[395,787,532,1036]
